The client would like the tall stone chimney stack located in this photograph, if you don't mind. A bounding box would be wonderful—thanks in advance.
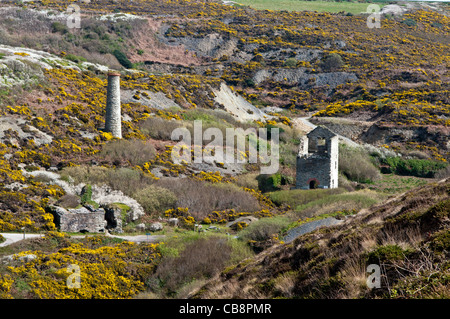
[105,71,122,138]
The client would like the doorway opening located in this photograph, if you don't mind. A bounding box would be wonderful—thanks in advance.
[309,180,318,189]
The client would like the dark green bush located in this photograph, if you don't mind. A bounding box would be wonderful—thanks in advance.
[367,244,414,264]
[380,157,447,178]
[257,173,282,192]
[65,54,87,63]
[51,21,68,34]
[402,18,417,27]
[112,49,133,68]
[319,53,344,72]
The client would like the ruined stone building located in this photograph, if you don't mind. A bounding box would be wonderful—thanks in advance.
[48,204,123,233]
[296,126,339,189]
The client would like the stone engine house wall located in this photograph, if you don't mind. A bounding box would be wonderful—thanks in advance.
[296,127,339,190]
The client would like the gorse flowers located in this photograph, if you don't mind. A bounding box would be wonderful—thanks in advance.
[5,235,161,299]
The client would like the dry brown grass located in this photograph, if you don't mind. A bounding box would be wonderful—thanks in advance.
[139,117,185,140]
[340,258,370,299]
[273,271,297,298]
[154,178,261,219]
[376,223,424,251]
[100,139,156,166]
[152,236,232,295]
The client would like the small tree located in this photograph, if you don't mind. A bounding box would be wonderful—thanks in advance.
[284,57,298,68]
[51,22,68,34]
[320,53,344,72]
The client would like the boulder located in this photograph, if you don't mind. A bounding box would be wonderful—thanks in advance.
[226,216,259,228]
[136,223,146,232]
[149,222,163,232]
[2,254,37,264]
[168,218,179,227]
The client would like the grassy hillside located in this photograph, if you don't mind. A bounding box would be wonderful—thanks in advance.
[236,0,384,14]
[191,178,450,299]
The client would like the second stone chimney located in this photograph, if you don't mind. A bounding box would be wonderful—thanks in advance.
[105,71,122,138]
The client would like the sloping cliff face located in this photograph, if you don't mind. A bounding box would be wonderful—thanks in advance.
[212,83,268,122]
[359,123,450,149]
[190,178,450,299]
[309,117,450,158]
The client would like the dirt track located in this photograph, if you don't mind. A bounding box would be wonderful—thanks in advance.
[0,233,44,247]
[0,232,164,247]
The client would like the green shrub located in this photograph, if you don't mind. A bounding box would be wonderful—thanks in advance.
[367,244,414,264]
[284,57,298,68]
[112,49,133,68]
[80,184,93,204]
[339,144,381,183]
[319,53,344,72]
[51,21,68,34]
[257,173,282,192]
[65,54,87,63]
[402,18,417,27]
[264,123,284,140]
[133,185,177,215]
[380,157,447,178]
[80,184,99,209]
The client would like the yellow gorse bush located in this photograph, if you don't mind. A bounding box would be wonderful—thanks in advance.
[7,239,161,299]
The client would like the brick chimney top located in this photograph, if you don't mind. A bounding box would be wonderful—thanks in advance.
[107,71,121,77]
